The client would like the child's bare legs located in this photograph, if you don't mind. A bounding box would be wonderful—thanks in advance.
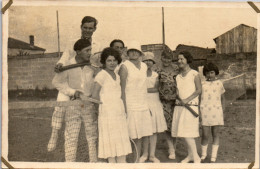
[149,134,160,163]
[108,157,116,163]
[201,126,211,145]
[139,136,149,162]
[116,155,126,163]
[211,126,220,162]
[201,126,210,160]
[212,126,220,145]
[182,138,200,163]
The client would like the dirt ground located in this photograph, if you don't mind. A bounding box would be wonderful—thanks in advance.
[7,99,255,163]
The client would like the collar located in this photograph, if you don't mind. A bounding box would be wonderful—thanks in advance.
[81,36,92,43]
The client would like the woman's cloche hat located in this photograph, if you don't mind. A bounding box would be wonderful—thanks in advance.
[142,52,156,64]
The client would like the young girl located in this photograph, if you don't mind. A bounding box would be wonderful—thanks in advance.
[200,62,225,163]
[140,52,167,163]
[92,47,132,163]
[171,51,201,163]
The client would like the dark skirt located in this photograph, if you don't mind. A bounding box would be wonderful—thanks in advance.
[161,99,176,133]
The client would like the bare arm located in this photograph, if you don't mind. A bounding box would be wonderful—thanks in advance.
[147,77,159,93]
[92,82,101,101]
[198,94,202,121]
[182,74,202,104]
[119,64,128,114]
[221,94,226,112]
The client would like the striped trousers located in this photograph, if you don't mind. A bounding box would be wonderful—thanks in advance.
[64,104,98,162]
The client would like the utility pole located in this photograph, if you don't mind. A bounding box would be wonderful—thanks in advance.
[162,7,165,45]
[56,10,61,57]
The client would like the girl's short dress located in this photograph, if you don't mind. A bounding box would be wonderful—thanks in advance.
[95,70,132,159]
[147,71,167,133]
[171,70,200,138]
[200,80,225,126]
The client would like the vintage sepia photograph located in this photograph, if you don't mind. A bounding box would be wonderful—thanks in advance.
[2,1,260,168]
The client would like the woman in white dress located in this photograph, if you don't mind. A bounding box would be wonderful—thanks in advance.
[119,46,153,163]
[92,47,132,163]
[140,52,167,163]
[171,51,202,163]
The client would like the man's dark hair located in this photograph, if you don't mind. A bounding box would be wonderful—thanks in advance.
[81,16,98,27]
[110,39,125,48]
[74,39,91,51]
[203,62,219,76]
[100,47,122,65]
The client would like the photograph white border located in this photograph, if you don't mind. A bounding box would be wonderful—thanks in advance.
[2,0,260,168]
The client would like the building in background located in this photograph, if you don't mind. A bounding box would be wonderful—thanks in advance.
[141,44,175,70]
[8,35,46,57]
[141,44,170,63]
[214,24,257,55]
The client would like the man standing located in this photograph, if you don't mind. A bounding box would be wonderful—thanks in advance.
[48,16,101,152]
[110,39,127,61]
[52,39,98,162]
[56,16,100,68]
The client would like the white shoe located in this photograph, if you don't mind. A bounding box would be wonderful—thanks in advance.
[194,156,201,163]
[149,157,160,163]
[210,157,216,162]
[139,156,148,163]
[201,155,207,160]
[181,156,193,163]
[168,150,176,159]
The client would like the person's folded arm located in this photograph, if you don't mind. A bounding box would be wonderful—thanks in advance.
[52,71,76,97]
[147,77,159,93]
[182,74,202,104]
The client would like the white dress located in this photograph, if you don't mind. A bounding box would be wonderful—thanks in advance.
[122,60,153,139]
[171,70,199,138]
[147,71,167,133]
[95,70,132,159]
[200,80,225,126]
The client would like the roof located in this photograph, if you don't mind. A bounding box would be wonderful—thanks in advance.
[213,24,257,42]
[141,43,170,52]
[8,37,46,51]
[175,44,215,60]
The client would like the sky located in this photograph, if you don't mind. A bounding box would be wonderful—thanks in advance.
[8,3,258,53]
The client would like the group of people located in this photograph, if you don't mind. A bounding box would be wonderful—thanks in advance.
[47,16,226,164]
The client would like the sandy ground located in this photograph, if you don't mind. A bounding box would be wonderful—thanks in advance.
[7,100,255,163]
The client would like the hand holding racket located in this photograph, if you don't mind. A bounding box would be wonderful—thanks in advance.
[176,95,199,118]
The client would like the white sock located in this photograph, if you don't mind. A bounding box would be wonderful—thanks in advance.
[201,144,208,160]
[211,144,219,162]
